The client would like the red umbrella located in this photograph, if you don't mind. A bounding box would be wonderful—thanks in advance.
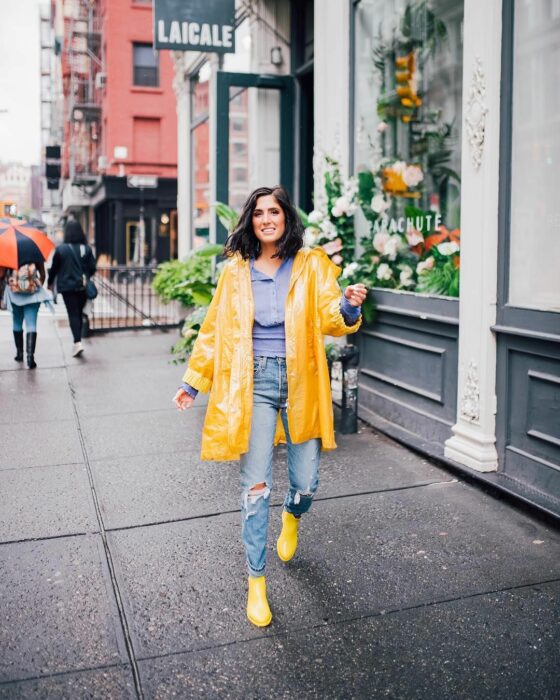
[0,218,55,269]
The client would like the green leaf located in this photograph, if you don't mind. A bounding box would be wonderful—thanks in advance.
[297,207,310,228]
[189,282,214,306]
[214,201,239,232]
[187,243,224,258]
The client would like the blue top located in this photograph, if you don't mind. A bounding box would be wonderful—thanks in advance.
[251,255,294,358]
[181,255,361,399]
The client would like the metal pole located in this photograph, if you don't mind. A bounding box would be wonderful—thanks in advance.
[139,186,145,266]
[340,344,360,434]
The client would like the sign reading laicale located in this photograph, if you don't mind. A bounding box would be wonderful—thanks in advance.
[154,0,235,53]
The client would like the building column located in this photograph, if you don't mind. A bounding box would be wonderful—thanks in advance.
[444,0,503,472]
[313,0,351,205]
[173,55,193,259]
[208,54,221,245]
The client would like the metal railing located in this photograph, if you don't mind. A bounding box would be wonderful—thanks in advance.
[88,266,182,333]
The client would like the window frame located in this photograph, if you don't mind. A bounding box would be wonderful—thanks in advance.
[132,42,160,88]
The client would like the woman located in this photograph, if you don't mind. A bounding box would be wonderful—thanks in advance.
[173,186,367,627]
[1,261,53,369]
[48,220,96,357]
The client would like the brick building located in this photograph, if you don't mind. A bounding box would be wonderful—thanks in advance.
[50,0,178,264]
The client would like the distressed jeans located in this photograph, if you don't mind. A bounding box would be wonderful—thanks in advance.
[240,356,321,578]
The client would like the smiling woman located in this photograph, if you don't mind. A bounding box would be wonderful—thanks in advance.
[172,184,366,628]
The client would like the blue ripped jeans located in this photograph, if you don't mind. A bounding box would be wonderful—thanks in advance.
[240,356,321,578]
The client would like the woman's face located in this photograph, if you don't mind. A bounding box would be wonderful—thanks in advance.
[252,195,286,247]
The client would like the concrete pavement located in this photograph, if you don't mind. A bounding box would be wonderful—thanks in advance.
[1,311,559,699]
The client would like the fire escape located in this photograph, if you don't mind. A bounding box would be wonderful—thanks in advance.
[63,0,103,188]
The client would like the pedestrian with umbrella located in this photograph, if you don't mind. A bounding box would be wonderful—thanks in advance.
[0,217,55,369]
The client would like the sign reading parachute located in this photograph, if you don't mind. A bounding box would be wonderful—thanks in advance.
[154,0,236,53]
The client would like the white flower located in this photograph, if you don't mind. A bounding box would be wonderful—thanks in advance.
[416,256,435,274]
[402,165,424,188]
[377,121,389,133]
[406,229,424,246]
[376,263,393,281]
[371,193,390,214]
[437,241,460,256]
[383,235,400,261]
[399,266,414,287]
[341,261,359,279]
[319,219,338,240]
[331,196,351,218]
[391,160,407,174]
[303,227,318,247]
[308,210,324,224]
[373,231,390,254]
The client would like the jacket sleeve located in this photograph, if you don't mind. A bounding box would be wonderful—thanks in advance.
[315,250,362,337]
[181,266,228,393]
[47,249,61,286]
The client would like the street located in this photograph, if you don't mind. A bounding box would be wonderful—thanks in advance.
[1,311,559,699]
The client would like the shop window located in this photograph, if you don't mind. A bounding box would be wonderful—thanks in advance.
[508,0,560,311]
[354,0,464,297]
[133,43,159,87]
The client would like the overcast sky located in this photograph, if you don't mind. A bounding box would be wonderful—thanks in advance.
[0,0,45,166]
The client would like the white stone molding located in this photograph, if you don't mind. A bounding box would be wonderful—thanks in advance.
[444,0,502,473]
[314,0,351,200]
[460,360,481,423]
[465,56,488,171]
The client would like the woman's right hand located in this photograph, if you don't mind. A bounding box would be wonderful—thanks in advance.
[173,388,195,411]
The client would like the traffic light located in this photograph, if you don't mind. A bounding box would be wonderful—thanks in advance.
[45,145,61,190]
[395,52,422,123]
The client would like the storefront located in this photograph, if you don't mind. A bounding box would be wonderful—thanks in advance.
[174,0,559,517]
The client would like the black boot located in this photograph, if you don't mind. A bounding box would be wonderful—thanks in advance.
[13,331,24,362]
[26,332,37,369]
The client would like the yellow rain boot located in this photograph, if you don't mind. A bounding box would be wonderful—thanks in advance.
[277,511,300,562]
[246,576,272,627]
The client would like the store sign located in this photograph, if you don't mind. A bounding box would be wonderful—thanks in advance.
[373,212,443,234]
[127,175,158,189]
[154,0,235,53]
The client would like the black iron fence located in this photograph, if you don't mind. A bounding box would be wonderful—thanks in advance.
[88,266,182,333]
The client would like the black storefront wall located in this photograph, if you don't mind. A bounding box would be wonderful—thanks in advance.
[357,289,459,457]
[94,176,178,265]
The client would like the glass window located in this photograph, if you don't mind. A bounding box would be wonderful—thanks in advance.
[133,43,159,87]
[508,0,560,311]
[354,0,464,297]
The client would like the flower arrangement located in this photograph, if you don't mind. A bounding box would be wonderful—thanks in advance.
[300,156,358,269]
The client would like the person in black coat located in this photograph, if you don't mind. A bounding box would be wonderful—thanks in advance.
[48,221,96,357]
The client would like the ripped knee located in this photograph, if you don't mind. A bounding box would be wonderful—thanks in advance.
[243,482,271,518]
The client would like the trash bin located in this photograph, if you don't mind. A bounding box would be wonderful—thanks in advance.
[339,344,359,434]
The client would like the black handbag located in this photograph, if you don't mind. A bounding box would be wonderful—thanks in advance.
[69,244,98,300]
[85,278,98,300]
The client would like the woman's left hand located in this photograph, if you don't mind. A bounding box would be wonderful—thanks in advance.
[344,283,368,307]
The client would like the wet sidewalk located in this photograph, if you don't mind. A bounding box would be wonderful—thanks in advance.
[1,312,559,699]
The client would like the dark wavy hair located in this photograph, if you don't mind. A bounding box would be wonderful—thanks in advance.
[64,220,87,245]
[223,185,304,260]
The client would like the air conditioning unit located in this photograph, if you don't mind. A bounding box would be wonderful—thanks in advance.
[98,155,108,170]
[95,72,107,89]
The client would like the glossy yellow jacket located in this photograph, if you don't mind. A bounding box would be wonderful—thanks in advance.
[182,247,362,461]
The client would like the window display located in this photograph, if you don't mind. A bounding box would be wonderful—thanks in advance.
[352,0,464,296]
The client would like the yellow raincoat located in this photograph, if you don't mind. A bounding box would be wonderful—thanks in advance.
[182,247,362,460]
